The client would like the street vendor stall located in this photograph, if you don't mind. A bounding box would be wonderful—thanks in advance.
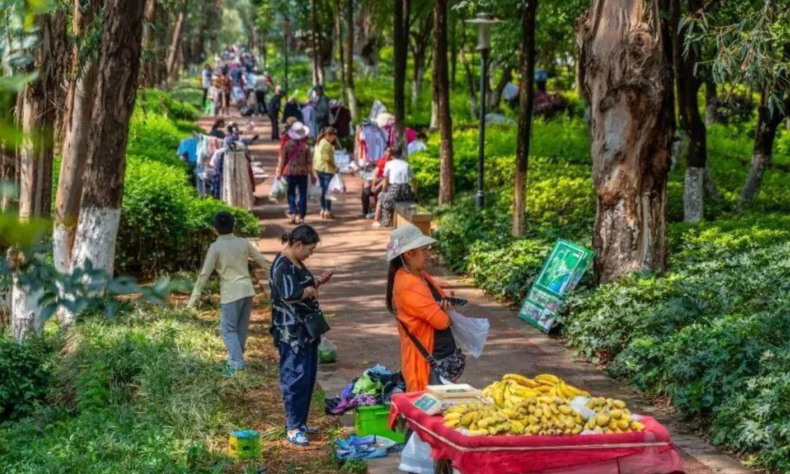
[389,375,685,474]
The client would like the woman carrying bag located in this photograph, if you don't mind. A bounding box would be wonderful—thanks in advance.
[276,121,314,225]
[385,223,465,392]
[270,225,335,446]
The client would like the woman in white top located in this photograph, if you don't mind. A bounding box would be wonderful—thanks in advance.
[373,147,417,228]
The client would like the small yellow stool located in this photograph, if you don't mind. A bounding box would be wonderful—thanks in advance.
[228,429,261,460]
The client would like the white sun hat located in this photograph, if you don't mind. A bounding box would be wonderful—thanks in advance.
[287,121,311,140]
[386,223,437,262]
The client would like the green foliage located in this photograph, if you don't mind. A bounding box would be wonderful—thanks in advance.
[118,158,259,277]
[0,307,242,473]
[0,333,54,422]
[114,89,259,277]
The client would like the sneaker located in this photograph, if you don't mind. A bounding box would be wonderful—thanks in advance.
[221,366,244,377]
[366,213,376,219]
[301,424,318,435]
[286,430,309,446]
[356,213,367,219]
[372,221,382,229]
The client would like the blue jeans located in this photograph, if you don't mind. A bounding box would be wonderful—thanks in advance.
[317,172,333,212]
[278,339,319,430]
[286,175,308,219]
[220,297,252,369]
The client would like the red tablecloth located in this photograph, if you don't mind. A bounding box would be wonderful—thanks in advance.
[390,392,685,474]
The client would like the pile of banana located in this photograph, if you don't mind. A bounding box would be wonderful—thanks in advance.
[583,397,645,434]
[443,396,586,436]
[482,373,590,409]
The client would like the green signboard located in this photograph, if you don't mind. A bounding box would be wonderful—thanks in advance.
[518,239,594,333]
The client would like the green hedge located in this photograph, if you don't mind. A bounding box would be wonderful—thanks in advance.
[115,90,259,277]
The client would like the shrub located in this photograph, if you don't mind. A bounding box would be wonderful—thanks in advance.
[117,158,259,277]
[0,333,54,422]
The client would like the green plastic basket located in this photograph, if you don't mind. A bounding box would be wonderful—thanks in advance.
[354,404,407,444]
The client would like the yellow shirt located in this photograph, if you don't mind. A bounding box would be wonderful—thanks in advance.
[188,234,271,307]
[313,139,337,174]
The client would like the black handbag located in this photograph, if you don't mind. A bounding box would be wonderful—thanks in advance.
[304,310,330,339]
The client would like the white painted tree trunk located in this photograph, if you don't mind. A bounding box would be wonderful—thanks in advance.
[430,99,439,130]
[347,87,358,121]
[683,167,704,223]
[71,207,122,276]
[11,275,43,341]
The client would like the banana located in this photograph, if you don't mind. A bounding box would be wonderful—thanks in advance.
[503,374,540,388]
[535,374,560,386]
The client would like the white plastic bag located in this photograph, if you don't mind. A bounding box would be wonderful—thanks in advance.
[449,310,490,358]
[308,179,322,202]
[398,434,434,474]
[327,174,346,202]
[269,178,287,202]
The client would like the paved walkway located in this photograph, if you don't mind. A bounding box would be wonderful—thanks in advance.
[199,114,751,474]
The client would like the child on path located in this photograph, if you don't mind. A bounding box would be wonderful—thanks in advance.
[187,211,271,377]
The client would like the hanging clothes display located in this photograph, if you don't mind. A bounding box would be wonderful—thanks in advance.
[301,104,318,138]
[357,122,388,164]
[329,104,352,137]
[221,149,254,211]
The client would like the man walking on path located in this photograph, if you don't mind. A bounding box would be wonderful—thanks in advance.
[254,72,270,116]
[268,85,283,141]
[187,212,271,377]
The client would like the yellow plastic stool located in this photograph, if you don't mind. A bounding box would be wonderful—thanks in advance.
[228,429,261,460]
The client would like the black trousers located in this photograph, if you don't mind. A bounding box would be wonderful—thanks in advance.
[202,88,209,107]
[255,90,267,115]
[269,110,280,140]
[361,184,381,215]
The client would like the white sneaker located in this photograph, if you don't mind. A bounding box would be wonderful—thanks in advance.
[372,221,382,229]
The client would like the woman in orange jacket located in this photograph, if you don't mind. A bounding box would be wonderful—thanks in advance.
[386,223,465,392]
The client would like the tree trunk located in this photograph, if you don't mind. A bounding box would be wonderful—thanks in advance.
[513,0,538,237]
[71,0,146,276]
[704,78,718,126]
[166,0,188,86]
[141,0,157,87]
[460,48,478,119]
[410,13,433,107]
[393,0,410,130]
[0,141,13,212]
[739,93,788,207]
[581,0,672,284]
[434,0,453,204]
[673,0,707,223]
[450,13,457,90]
[489,65,513,110]
[14,10,69,340]
[335,0,347,103]
[311,0,321,86]
[56,0,103,280]
[346,0,357,119]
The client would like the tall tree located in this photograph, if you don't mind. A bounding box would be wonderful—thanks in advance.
[55,0,104,281]
[393,0,409,128]
[140,0,158,87]
[513,0,538,237]
[71,0,146,276]
[311,0,322,85]
[434,0,454,204]
[409,3,433,106]
[166,0,189,85]
[13,7,69,341]
[335,0,347,102]
[673,0,708,223]
[346,0,358,118]
[581,0,672,283]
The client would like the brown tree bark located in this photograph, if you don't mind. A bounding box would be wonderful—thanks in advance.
[673,0,707,223]
[489,65,513,110]
[739,92,789,207]
[71,0,146,276]
[409,11,433,106]
[166,0,188,86]
[141,0,158,87]
[581,0,672,284]
[513,0,538,237]
[394,0,408,128]
[311,0,321,85]
[336,0,347,102]
[704,78,718,126]
[434,0,454,204]
[55,0,104,278]
[346,0,357,119]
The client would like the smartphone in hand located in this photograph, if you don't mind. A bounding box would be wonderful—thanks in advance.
[444,296,468,307]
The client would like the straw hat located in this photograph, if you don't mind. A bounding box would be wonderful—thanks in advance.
[386,223,436,262]
[287,121,311,140]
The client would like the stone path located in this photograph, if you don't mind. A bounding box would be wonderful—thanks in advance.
[198,114,751,474]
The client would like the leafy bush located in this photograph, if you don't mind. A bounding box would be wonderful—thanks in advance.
[117,158,259,277]
[0,333,54,422]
